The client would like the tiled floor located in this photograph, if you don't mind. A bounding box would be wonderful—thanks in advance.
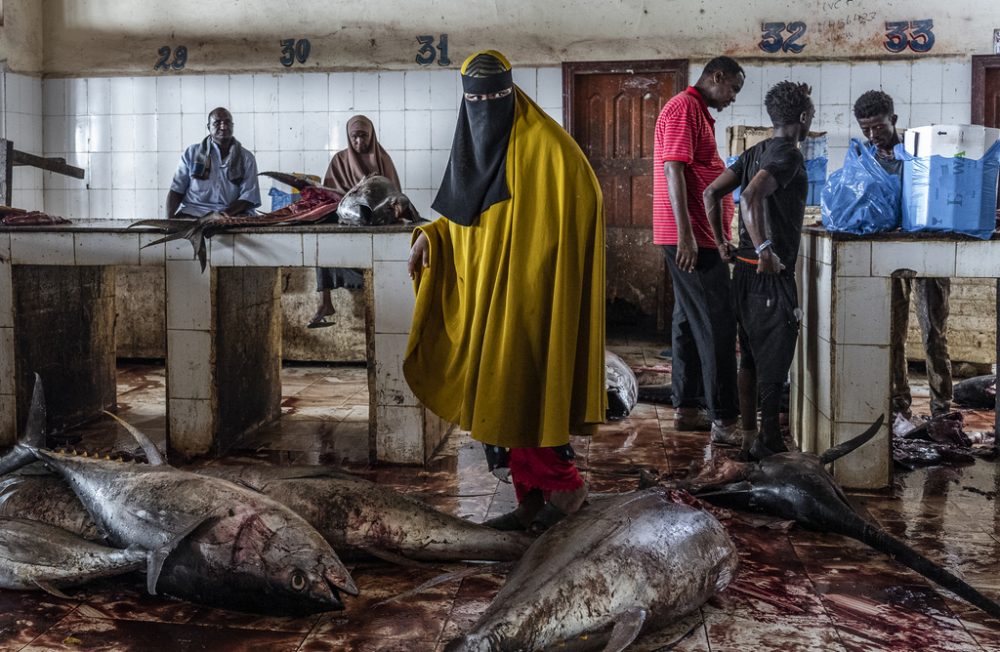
[3,343,1000,651]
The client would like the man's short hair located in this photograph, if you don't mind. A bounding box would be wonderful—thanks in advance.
[853,90,894,121]
[703,56,744,80]
[764,81,813,126]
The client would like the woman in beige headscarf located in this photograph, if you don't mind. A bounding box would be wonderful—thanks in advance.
[309,115,401,327]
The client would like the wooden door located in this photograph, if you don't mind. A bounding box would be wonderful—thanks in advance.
[564,60,688,332]
[972,55,1000,210]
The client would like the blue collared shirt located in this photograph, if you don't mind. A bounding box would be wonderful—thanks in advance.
[170,140,261,217]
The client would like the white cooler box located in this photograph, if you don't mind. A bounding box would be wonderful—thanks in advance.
[904,124,1000,159]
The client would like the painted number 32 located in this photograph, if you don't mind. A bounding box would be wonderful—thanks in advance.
[759,22,807,54]
[884,20,935,53]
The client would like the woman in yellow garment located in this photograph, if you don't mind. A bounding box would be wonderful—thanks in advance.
[404,50,606,532]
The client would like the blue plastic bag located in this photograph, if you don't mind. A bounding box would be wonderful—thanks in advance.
[821,139,901,235]
[725,155,741,203]
[894,140,1000,240]
[805,157,828,206]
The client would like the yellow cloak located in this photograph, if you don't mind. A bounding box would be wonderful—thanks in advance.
[403,88,606,449]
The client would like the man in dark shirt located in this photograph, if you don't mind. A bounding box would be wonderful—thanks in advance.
[853,90,953,419]
[703,81,814,459]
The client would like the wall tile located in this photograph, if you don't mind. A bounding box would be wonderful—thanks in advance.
[74,233,141,266]
[834,241,871,276]
[834,276,891,346]
[512,67,537,101]
[941,59,971,103]
[940,102,970,124]
[379,72,405,111]
[278,150,304,173]
[329,72,354,111]
[253,74,279,113]
[429,69,458,110]
[66,78,88,115]
[165,259,212,329]
[111,151,136,188]
[167,330,214,399]
[156,113,182,153]
[375,405,424,464]
[378,110,406,151]
[316,233,373,267]
[167,398,214,455]
[157,151,181,189]
[277,73,304,113]
[10,232,75,265]
[181,113,205,147]
[819,63,850,108]
[110,77,134,115]
[910,59,944,104]
[88,77,111,115]
[89,115,111,152]
[354,73,380,111]
[302,73,328,112]
[790,64,822,100]
[43,115,68,154]
[43,78,66,116]
[955,242,1000,277]
[203,74,230,112]
[228,75,255,114]
[835,343,891,422]
[135,188,159,218]
[180,75,206,116]
[831,421,889,489]
[536,67,562,108]
[871,241,957,277]
[253,113,279,151]
[848,63,881,105]
[112,188,136,219]
[278,111,305,151]
[303,150,330,179]
[404,150,432,190]
[373,333,419,406]
[134,152,158,189]
[879,61,912,106]
[404,70,431,109]
[430,110,457,150]
[134,114,157,152]
[908,103,942,127]
[736,64,764,108]
[404,110,431,150]
[133,77,157,114]
[373,261,415,334]
[90,189,113,219]
[233,233,304,266]
[155,76,181,113]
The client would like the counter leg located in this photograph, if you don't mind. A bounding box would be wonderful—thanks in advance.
[0,238,14,446]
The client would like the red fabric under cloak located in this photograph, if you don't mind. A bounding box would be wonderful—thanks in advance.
[508,447,583,502]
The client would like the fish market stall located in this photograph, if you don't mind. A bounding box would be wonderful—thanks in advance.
[792,227,1000,490]
[0,219,450,464]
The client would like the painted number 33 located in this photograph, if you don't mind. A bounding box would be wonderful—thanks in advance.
[884,20,935,53]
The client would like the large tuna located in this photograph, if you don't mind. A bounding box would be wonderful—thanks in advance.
[0,518,147,594]
[0,377,358,615]
[0,465,531,565]
[445,488,738,651]
[197,465,531,563]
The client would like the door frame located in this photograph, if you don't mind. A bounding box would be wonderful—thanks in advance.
[561,59,689,137]
[971,54,1000,125]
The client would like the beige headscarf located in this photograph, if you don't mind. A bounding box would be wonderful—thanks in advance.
[323,115,401,194]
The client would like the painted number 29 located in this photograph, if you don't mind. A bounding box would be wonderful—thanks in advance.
[884,20,935,53]
[759,22,807,54]
[415,35,451,66]
[153,45,187,71]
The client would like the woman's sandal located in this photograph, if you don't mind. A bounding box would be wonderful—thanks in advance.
[528,503,567,535]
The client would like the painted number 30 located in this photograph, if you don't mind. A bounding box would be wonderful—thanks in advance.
[759,22,807,54]
[884,20,935,53]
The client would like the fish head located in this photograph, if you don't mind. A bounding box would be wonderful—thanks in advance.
[230,507,358,614]
[336,175,409,226]
[442,634,495,652]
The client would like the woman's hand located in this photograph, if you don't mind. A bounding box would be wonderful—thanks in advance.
[407,232,430,280]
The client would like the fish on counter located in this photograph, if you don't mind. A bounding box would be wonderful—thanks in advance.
[444,488,737,651]
[0,518,147,596]
[0,376,358,616]
[662,416,1000,621]
[0,206,71,226]
[131,171,422,270]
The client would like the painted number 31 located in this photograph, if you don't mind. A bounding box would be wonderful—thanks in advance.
[884,20,935,53]
[415,35,451,66]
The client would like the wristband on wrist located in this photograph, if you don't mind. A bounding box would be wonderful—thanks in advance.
[754,239,773,255]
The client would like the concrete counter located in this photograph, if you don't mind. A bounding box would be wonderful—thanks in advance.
[0,220,450,464]
[793,224,1000,490]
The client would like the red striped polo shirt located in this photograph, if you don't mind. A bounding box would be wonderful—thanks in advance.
[653,86,733,247]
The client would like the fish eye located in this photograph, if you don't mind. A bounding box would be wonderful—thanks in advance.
[290,570,307,592]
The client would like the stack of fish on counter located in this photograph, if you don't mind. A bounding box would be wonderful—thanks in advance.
[0,205,71,226]
[4,370,1000,649]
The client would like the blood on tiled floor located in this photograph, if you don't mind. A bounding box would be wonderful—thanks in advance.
[3,344,1000,651]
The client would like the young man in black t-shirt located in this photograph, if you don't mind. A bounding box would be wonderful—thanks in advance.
[703,81,814,459]
[853,90,953,420]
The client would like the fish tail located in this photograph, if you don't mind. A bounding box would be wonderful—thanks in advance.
[0,374,48,475]
[818,415,884,465]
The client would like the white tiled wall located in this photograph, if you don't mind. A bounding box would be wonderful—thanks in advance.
[41,68,564,220]
[691,58,972,170]
[1,72,45,211]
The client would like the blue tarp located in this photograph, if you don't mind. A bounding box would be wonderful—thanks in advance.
[821,139,901,235]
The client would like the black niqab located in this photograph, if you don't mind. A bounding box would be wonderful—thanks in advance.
[431,70,515,226]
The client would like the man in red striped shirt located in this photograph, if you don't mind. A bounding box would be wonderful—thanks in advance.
[653,56,744,444]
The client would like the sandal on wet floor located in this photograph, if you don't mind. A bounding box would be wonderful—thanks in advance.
[482,510,528,531]
[528,503,567,535]
[307,314,336,329]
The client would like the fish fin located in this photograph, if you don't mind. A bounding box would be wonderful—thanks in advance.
[131,219,208,272]
[257,171,317,190]
[24,373,47,448]
[146,512,211,596]
[101,411,166,465]
[360,546,435,569]
[374,562,514,608]
[819,415,885,465]
[33,580,73,600]
[602,606,647,652]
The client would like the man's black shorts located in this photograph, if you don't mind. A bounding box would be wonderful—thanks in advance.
[733,260,800,385]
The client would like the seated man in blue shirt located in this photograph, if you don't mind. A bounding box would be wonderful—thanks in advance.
[165,107,261,219]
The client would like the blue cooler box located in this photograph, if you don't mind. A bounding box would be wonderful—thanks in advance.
[895,141,1000,240]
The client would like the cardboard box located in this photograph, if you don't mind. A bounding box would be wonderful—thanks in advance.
[904,124,1000,160]
[726,125,828,157]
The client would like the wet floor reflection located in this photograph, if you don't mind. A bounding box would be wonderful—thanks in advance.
[6,345,1000,650]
